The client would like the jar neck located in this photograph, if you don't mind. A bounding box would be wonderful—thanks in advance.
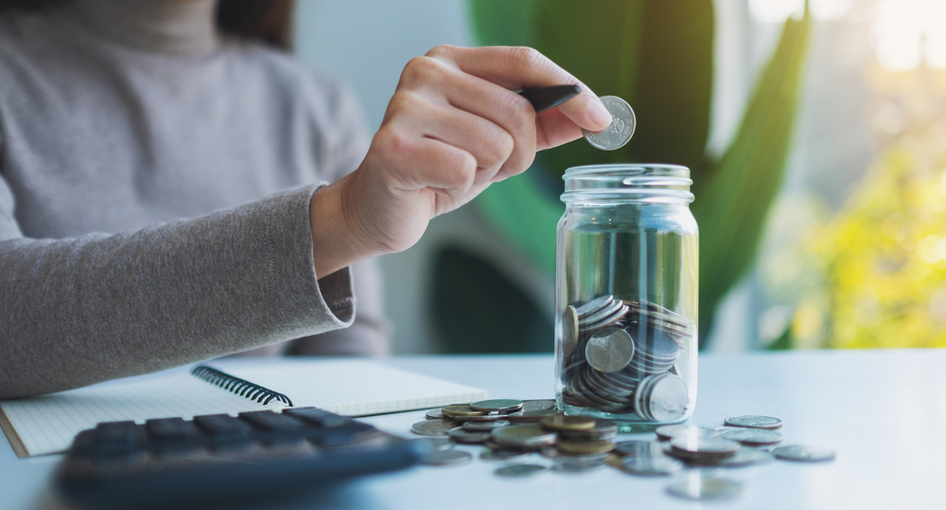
[561,164,693,205]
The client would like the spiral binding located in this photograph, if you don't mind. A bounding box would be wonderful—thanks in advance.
[190,365,293,406]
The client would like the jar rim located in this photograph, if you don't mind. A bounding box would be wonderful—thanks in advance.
[563,163,690,179]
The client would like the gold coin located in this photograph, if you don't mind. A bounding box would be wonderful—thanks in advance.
[441,405,487,418]
[541,415,596,431]
[557,439,616,455]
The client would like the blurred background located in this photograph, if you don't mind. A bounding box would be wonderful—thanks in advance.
[294,0,946,354]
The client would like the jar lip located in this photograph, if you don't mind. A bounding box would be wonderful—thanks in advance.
[563,163,690,179]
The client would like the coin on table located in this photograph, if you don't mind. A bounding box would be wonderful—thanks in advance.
[581,96,636,151]
[719,427,785,445]
[481,448,532,461]
[541,415,596,431]
[421,449,472,466]
[687,446,761,467]
[655,424,719,441]
[666,473,744,501]
[615,440,666,458]
[457,412,511,422]
[425,408,445,420]
[495,464,548,478]
[724,415,783,430]
[554,455,606,473]
[410,437,454,451]
[621,455,683,476]
[562,305,579,357]
[470,399,523,414]
[441,405,487,418]
[772,444,836,462]
[448,426,491,444]
[463,420,511,431]
[558,419,618,441]
[668,436,740,460]
[521,399,556,412]
[411,420,459,436]
[558,439,616,455]
[585,327,636,373]
[507,409,563,423]
[491,424,559,449]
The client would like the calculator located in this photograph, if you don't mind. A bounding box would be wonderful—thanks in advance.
[54,407,424,509]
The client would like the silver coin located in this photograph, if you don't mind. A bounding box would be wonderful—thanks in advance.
[420,449,472,466]
[463,420,511,431]
[410,437,454,451]
[448,426,491,444]
[495,464,548,477]
[615,440,665,458]
[636,374,689,422]
[666,473,744,501]
[481,448,532,461]
[582,96,636,151]
[585,327,636,373]
[521,399,556,412]
[687,446,761,467]
[655,424,719,441]
[558,420,619,441]
[669,437,741,459]
[553,455,606,473]
[562,306,579,357]
[579,299,625,328]
[491,424,559,448]
[621,455,683,476]
[411,420,458,436]
[470,399,523,414]
[425,408,445,420]
[724,415,783,430]
[507,409,563,422]
[575,295,613,317]
[772,444,836,462]
[454,412,511,422]
[719,427,785,445]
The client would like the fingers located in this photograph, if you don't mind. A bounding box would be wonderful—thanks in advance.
[426,45,612,134]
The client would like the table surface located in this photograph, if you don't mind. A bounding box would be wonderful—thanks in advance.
[3,349,945,510]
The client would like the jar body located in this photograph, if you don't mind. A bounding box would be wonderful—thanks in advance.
[555,164,698,429]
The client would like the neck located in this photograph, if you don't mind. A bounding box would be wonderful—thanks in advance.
[62,0,220,56]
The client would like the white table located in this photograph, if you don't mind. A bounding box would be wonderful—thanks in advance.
[3,350,945,509]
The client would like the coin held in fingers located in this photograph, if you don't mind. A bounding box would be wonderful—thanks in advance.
[582,96,636,151]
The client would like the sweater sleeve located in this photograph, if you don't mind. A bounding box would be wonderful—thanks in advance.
[0,177,355,399]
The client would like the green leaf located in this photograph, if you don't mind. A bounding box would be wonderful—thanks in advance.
[691,7,812,338]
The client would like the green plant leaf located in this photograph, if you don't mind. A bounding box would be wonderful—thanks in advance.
[691,8,812,338]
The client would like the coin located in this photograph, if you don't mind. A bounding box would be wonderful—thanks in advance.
[553,455,606,473]
[666,473,744,501]
[495,464,548,477]
[575,295,613,317]
[481,448,532,461]
[724,415,782,430]
[410,437,454,451]
[521,399,556,412]
[441,405,487,418]
[411,420,459,436]
[668,437,740,460]
[635,373,689,422]
[454,412,511,422]
[470,399,523,414]
[772,444,837,462]
[463,420,511,431]
[448,427,491,444]
[557,439,616,455]
[557,420,618,441]
[655,424,719,441]
[719,427,785,445]
[491,424,559,449]
[562,306,579,357]
[621,455,683,476]
[507,409,564,422]
[425,409,445,420]
[541,415,596,431]
[581,96,636,151]
[615,440,665,458]
[585,327,636,373]
[420,449,472,466]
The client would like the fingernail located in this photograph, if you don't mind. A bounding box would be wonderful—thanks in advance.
[587,100,612,130]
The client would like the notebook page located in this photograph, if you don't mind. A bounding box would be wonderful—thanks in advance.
[227,359,488,416]
[0,371,269,457]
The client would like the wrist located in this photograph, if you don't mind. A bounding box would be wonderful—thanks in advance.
[308,175,382,278]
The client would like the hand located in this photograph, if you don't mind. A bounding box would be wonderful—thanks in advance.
[310,45,611,277]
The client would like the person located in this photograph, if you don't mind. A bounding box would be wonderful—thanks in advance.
[0,0,611,399]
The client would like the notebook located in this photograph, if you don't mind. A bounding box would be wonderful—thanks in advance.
[0,359,487,458]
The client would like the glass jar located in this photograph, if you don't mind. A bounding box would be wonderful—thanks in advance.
[554,164,698,430]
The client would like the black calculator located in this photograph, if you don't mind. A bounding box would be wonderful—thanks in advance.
[54,407,424,509]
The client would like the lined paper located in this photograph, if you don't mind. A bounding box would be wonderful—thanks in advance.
[0,360,486,457]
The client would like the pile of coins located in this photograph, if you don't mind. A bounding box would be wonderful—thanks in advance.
[560,294,695,420]
[412,403,836,501]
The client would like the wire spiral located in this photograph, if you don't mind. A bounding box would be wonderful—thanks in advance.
[190,365,293,406]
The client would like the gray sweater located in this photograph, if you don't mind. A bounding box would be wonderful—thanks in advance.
[0,0,389,399]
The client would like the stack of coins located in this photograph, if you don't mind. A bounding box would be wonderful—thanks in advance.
[560,294,694,420]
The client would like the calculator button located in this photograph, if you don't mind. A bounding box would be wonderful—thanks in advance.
[91,421,138,460]
[238,411,305,431]
[145,418,198,440]
[193,414,253,439]
[283,407,349,428]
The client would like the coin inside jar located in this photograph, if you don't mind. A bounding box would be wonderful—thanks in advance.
[581,96,636,151]
[585,327,636,373]
[562,306,579,357]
